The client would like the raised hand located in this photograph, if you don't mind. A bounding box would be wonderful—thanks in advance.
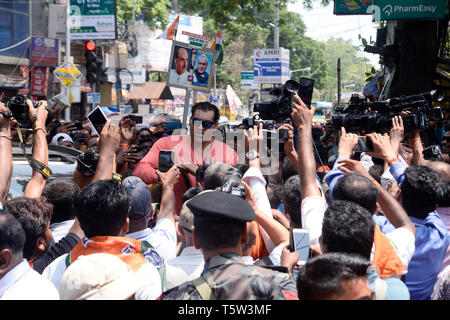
[337,127,358,159]
[389,116,404,156]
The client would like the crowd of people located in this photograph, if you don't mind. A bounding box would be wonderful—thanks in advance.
[0,92,449,300]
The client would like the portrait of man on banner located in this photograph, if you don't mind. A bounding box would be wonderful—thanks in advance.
[192,52,212,88]
[168,45,192,88]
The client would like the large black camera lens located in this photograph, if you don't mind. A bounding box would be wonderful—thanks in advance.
[284,80,299,93]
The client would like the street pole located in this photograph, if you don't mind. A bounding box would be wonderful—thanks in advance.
[182,88,191,129]
[115,40,122,108]
[64,0,71,122]
[274,0,279,49]
[132,0,136,24]
[337,58,341,107]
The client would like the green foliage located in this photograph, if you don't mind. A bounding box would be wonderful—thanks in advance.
[320,37,375,101]
[116,0,171,28]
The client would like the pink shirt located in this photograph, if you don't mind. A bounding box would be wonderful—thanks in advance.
[133,135,238,214]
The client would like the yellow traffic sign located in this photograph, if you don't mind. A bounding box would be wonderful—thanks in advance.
[54,61,82,87]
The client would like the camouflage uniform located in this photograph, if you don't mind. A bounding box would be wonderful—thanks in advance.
[160,253,298,300]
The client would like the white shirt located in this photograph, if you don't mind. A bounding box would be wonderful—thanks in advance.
[169,69,190,87]
[50,220,75,243]
[42,253,162,300]
[0,259,59,300]
[382,227,416,270]
[126,218,177,261]
[301,195,415,271]
[300,196,326,248]
[164,246,204,291]
[243,166,276,253]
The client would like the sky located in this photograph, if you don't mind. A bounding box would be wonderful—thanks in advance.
[287,1,380,68]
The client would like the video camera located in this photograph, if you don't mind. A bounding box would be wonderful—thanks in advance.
[253,77,315,122]
[332,90,444,133]
[253,80,299,122]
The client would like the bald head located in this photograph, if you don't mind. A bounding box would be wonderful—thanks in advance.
[203,163,234,190]
[175,48,188,75]
[426,161,450,180]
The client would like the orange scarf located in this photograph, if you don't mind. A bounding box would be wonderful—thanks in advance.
[67,236,148,272]
[372,226,407,278]
[249,221,269,260]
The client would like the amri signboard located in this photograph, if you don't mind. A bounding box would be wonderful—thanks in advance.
[253,48,290,84]
[69,0,117,40]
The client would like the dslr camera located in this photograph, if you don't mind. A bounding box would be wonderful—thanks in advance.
[216,167,246,199]
[422,145,442,162]
[6,94,53,129]
[6,94,39,128]
[76,148,99,176]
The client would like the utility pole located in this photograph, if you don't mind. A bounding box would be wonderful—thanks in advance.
[64,0,71,122]
[337,58,341,107]
[115,41,122,107]
[274,0,280,49]
[132,0,136,24]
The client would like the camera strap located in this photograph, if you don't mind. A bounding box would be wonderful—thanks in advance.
[13,120,52,180]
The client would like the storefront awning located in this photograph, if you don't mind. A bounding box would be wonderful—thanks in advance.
[130,82,174,100]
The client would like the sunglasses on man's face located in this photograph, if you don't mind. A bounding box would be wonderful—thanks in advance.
[192,117,216,129]
[444,136,450,143]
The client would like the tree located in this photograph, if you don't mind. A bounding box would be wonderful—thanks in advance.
[320,37,374,101]
[116,0,171,28]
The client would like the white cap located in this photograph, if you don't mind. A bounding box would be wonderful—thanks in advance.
[51,133,74,146]
[59,253,154,300]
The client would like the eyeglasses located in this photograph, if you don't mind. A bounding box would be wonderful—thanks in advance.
[198,62,207,66]
[444,136,450,143]
[192,117,216,129]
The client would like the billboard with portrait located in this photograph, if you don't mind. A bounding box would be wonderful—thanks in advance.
[166,41,215,92]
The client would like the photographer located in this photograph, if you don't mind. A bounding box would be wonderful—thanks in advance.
[0,101,14,206]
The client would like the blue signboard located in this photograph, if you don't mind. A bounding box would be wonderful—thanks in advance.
[253,48,290,84]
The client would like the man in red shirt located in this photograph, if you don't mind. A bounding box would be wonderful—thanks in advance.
[133,102,238,214]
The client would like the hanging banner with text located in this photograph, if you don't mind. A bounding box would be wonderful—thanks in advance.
[30,67,49,96]
[69,0,117,40]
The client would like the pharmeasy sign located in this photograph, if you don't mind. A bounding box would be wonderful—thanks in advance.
[253,48,290,84]
[370,0,448,21]
[69,0,117,40]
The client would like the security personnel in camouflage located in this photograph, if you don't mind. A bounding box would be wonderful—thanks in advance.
[159,191,298,300]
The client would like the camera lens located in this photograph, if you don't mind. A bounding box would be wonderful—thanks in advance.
[284,80,299,93]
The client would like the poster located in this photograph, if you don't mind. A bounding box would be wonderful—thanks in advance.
[166,41,216,92]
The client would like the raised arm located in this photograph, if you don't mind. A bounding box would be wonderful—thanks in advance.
[0,101,14,205]
[92,120,120,183]
[24,100,49,199]
[155,165,180,225]
[243,181,289,247]
[291,93,321,198]
[338,158,415,235]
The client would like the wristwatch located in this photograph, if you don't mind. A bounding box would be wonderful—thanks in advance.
[246,150,258,161]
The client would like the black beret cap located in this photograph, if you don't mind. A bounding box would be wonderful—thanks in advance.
[186,191,255,223]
